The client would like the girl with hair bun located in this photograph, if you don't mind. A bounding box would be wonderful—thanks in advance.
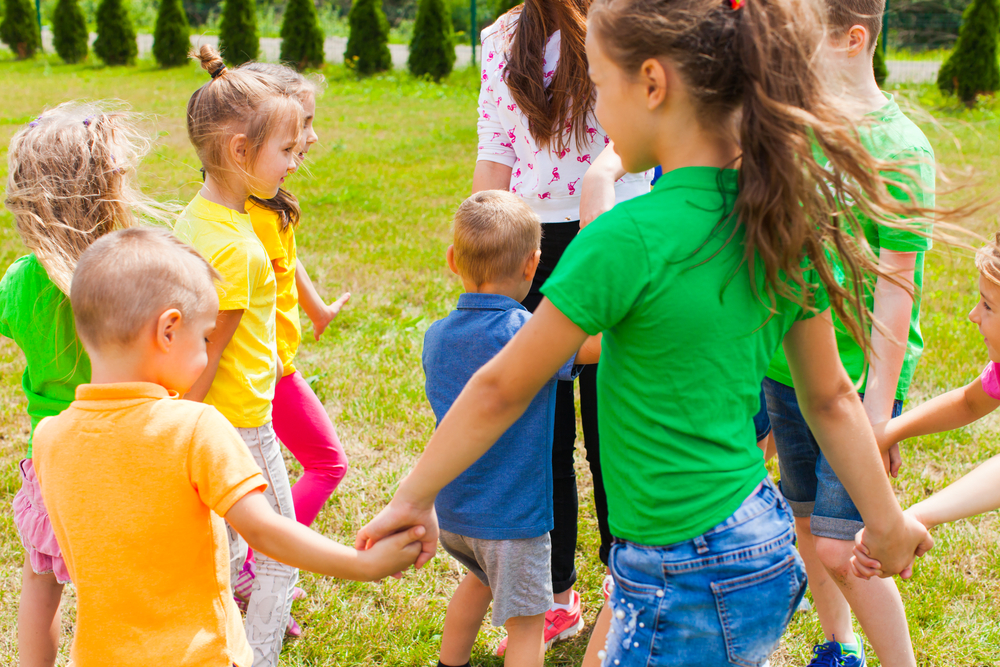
[174,45,304,667]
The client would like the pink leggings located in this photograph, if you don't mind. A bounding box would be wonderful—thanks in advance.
[272,370,349,527]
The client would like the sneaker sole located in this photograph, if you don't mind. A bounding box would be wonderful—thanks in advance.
[544,617,585,650]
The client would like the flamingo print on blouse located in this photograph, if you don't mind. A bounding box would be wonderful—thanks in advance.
[586,126,599,142]
[513,168,521,178]
[507,103,518,111]
[567,178,580,196]
[483,112,491,121]
[557,147,571,159]
[538,192,552,200]
[487,51,495,62]
[604,135,611,146]
[577,154,591,165]
[492,132,503,141]
[548,167,560,185]
[500,142,513,149]
[507,129,517,142]
[544,70,555,79]
[482,70,488,82]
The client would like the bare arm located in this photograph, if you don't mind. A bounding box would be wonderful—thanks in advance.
[295,259,351,341]
[879,379,1000,447]
[226,490,424,580]
[783,312,932,577]
[471,160,513,194]
[356,298,589,566]
[905,453,1000,528]
[575,333,602,365]
[185,309,243,402]
[863,249,917,476]
[579,141,628,229]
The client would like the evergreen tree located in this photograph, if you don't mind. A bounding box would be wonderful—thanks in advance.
[153,0,191,67]
[93,0,137,65]
[52,0,88,63]
[873,31,887,88]
[1,0,41,59]
[937,0,1000,104]
[219,0,259,65]
[345,0,391,74]
[280,0,324,70]
[408,0,454,80]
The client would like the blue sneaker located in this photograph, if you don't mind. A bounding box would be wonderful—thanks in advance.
[807,640,866,667]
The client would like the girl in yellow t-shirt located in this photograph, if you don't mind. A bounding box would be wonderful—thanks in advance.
[241,63,352,637]
[173,45,302,667]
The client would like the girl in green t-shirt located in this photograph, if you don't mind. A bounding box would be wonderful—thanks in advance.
[358,1,945,665]
[2,103,165,667]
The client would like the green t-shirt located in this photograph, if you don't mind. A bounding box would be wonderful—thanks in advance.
[541,167,828,546]
[0,254,90,456]
[767,94,935,400]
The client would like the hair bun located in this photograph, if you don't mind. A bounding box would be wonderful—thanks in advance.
[191,45,227,79]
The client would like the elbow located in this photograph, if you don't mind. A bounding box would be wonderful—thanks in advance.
[799,377,860,426]
[467,361,521,417]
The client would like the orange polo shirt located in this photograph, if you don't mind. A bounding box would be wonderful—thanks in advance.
[32,382,267,667]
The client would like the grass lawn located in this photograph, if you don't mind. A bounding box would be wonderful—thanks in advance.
[1,53,1000,666]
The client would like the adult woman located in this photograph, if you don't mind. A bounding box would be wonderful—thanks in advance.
[472,0,651,648]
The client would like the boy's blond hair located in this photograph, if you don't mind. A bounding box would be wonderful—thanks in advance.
[452,190,542,285]
[977,232,1000,288]
[4,102,173,294]
[71,227,221,349]
[826,0,885,51]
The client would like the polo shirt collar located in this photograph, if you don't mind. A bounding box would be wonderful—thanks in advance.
[75,382,179,402]
[456,292,527,312]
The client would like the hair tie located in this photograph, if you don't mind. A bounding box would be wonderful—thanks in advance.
[210,63,227,79]
[28,117,42,128]
[83,116,93,127]
[730,0,744,8]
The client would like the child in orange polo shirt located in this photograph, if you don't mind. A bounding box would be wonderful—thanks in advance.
[30,227,423,667]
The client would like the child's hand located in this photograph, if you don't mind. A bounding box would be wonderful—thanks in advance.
[357,498,439,570]
[312,292,351,340]
[356,525,426,581]
[872,419,903,478]
[850,512,934,581]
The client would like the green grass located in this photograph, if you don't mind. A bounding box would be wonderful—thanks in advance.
[1,56,1000,666]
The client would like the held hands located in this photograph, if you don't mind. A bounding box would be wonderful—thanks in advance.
[872,419,903,478]
[355,524,427,580]
[851,510,934,581]
[311,292,351,341]
[356,495,439,572]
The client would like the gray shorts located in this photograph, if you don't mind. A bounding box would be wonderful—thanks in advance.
[439,529,553,627]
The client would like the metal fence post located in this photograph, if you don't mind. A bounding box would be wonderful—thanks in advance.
[883,0,888,53]
[470,0,476,65]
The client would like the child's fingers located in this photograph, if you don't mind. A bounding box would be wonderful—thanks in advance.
[849,555,878,580]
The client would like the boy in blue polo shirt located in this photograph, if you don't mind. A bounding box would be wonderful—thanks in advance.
[423,190,600,667]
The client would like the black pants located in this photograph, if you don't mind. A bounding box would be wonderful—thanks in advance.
[522,221,612,594]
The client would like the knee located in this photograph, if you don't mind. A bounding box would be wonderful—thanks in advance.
[814,536,853,576]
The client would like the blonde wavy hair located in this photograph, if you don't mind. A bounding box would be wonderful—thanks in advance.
[976,232,1000,288]
[5,102,173,294]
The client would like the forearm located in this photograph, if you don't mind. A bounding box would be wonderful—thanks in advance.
[908,453,1000,528]
[586,141,628,183]
[887,386,979,442]
[242,511,370,579]
[185,309,243,402]
[471,160,513,194]
[295,259,326,323]
[575,333,602,365]
[863,274,913,423]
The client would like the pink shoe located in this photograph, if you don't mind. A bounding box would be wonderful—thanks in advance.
[286,614,302,638]
[495,590,585,656]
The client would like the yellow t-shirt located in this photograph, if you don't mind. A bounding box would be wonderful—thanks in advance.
[32,382,267,667]
[248,202,301,376]
[175,195,278,427]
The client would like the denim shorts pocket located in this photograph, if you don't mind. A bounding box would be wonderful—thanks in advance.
[710,554,806,667]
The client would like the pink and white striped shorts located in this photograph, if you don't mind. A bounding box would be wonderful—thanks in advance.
[13,459,70,584]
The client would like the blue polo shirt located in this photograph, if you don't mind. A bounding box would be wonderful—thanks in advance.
[423,292,578,541]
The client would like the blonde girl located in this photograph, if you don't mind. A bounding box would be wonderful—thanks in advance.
[174,45,302,667]
[2,103,163,667]
[234,61,351,638]
[356,0,947,665]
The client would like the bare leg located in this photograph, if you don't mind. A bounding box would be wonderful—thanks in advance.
[440,573,493,666]
[814,536,915,667]
[757,433,777,462]
[553,588,573,605]
[581,603,612,667]
[18,558,63,667]
[795,517,854,642]
[503,613,545,667]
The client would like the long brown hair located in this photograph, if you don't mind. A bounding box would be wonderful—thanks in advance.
[588,0,959,352]
[502,0,595,153]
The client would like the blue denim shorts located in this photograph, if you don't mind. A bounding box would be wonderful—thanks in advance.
[762,377,902,541]
[753,386,771,442]
[599,480,807,667]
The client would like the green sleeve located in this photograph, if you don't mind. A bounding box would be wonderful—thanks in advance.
[878,148,935,253]
[540,209,650,336]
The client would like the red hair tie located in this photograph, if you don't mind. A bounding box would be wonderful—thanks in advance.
[730,0,744,8]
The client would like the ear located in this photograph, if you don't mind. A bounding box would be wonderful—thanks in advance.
[229,134,248,168]
[523,249,541,283]
[847,25,869,58]
[446,245,460,275]
[155,309,183,353]
[640,57,669,111]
